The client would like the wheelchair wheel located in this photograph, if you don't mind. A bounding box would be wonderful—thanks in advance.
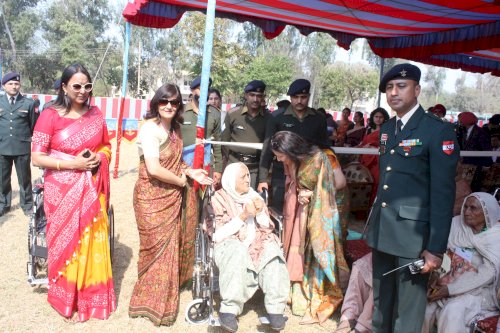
[192,225,209,299]
[185,298,210,324]
[107,205,115,263]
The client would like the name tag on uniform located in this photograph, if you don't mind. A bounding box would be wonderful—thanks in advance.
[380,133,388,145]
[236,125,245,130]
[19,109,29,113]
[183,121,192,125]
[284,123,294,128]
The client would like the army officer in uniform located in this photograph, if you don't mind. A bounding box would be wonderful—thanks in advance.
[180,75,223,186]
[365,63,459,333]
[258,79,328,212]
[0,72,36,216]
[222,80,271,189]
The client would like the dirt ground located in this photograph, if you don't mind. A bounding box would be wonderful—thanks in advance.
[0,141,343,333]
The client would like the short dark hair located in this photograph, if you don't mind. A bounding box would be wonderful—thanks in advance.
[317,107,326,115]
[342,107,351,115]
[54,63,92,114]
[144,83,184,130]
[270,131,319,167]
[368,107,390,130]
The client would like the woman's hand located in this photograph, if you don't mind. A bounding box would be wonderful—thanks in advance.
[188,169,213,185]
[427,285,449,302]
[298,189,313,205]
[240,201,257,221]
[251,197,264,213]
[176,172,187,187]
[73,149,100,171]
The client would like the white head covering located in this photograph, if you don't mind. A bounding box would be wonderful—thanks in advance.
[221,162,261,204]
[448,192,500,309]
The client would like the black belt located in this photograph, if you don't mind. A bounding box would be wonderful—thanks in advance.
[231,152,260,164]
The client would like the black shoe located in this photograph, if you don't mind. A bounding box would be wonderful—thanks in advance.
[269,314,287,331]
[219,312,238,332]
[0,207,10,217]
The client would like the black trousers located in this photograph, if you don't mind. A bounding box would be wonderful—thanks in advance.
[0,154,33,211]
[269,162,285,213]
[372,249,429,333]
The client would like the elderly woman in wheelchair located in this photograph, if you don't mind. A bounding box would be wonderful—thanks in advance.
[208,162,289,332]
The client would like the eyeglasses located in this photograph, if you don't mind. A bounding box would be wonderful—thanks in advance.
[69,83,93,92]
[159,98,181,107]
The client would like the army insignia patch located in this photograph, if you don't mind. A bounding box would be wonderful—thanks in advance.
[400,69,407,77]
[381,133,388,145]
[442,141,454,155]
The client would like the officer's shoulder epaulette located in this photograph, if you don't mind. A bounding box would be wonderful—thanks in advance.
[227,105,242,115]
[424,110,445,123]
[207,104,220,114]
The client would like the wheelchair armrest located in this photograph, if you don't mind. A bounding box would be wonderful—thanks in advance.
[268,207,283,223]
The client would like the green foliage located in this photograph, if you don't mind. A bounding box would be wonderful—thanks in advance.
[318,62,378,110]
[240,55,295,103]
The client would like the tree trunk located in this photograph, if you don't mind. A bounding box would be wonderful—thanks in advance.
[0,5,16,62]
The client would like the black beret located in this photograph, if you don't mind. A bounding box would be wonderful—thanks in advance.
[244,80,266,93]
[379,63,421,92]
[2,72,20,85]
[190,75,212,90]
[53,79,61,90]
[287,79,310,95]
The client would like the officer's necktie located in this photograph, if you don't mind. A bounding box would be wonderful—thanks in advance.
[10,96,15,105]
[396,119,403,135]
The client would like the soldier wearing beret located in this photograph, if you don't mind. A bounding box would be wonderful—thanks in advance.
[0,72,36,216]
[365,63,459,332]
[180,75,222,186]
[258,79,328,212]
[221,80,271,188]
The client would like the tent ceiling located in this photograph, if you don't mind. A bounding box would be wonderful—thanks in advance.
[123,0,500,76]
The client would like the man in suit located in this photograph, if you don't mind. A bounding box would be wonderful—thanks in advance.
[0,72,37,216]
[365,63,459,332]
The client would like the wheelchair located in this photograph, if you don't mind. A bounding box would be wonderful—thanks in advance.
[27,176,115,286]
[184,188,283,325]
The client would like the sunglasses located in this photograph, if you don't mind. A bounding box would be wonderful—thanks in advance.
[271,140,279,149]
[69,83,93,92]
[159,98,181,107]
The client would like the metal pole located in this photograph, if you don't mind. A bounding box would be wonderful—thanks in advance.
[377,57,385,107]
[193,0,216,171]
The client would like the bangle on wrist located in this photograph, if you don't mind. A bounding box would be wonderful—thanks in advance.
[56,160,61,171]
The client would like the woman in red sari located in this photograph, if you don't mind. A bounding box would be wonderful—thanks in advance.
[32,64,116,321]
[128,83,212,326]
[358,107,389,203]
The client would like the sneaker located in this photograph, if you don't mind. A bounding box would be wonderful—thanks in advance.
[219,312,238,332]
[269,314,287,331]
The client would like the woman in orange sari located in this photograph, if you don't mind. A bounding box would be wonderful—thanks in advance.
[32,64,115,321]
[129,83,212,326]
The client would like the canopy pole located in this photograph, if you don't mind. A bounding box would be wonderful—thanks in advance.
[377,57,385,107]
[113,21,131,178]
[193,0,216,172]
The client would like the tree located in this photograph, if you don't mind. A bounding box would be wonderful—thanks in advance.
[241,55,296,103]
[318,62,378,110]
[423,66,446,103]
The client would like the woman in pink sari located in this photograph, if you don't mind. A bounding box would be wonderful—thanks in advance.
[32,64,116,321]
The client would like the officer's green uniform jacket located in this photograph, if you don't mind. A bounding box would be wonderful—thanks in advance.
[365,106,459,258]
[0,93,37,156]
[180,102,222,173]
[259,105,328,183]
[221,104,271,165]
